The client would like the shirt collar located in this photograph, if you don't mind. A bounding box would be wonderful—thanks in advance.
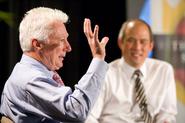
[120,57,147,79]
[20,54,54,76]
[139,62,147,78]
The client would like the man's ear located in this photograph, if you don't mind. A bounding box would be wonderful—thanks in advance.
[149,41,154,51]
[117,38,123,50]
[32,39,42,50]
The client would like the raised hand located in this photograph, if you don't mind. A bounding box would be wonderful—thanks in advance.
[83,18,109,60]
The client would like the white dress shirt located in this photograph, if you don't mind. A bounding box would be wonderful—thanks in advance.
[0,54,108,123]
[85,57,177,123]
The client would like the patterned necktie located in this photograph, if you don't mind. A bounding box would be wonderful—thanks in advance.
[53,71,64,86]
[134,70,152,123]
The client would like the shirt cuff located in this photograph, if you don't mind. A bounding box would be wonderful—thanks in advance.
[86,58,108,78]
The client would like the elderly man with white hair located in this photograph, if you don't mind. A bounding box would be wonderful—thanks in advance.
[0,7,109,123]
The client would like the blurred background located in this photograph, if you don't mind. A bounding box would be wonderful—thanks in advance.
[0,0,184,122]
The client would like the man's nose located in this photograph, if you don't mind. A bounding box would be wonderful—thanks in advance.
[133,41,141,49]
[65,41,72,52]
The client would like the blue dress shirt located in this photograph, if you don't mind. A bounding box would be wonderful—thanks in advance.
[0,54,108,123]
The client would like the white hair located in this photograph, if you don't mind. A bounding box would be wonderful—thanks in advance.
[19,7,69,52]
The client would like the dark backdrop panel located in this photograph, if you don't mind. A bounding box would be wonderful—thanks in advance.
[79,1,126,76]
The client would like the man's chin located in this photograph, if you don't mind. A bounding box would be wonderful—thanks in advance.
[58,63,63,69]
[52,64,63,71]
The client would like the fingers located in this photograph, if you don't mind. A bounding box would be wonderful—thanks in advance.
[83,18,109,60]
[83,18,88,34]
[83,18,109,48]
[100,37,109,48]
[88,19,93,38]
[93,24,109,48]
[94,25,99,47]
[94,25,99,42]
[83,18,93,38]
